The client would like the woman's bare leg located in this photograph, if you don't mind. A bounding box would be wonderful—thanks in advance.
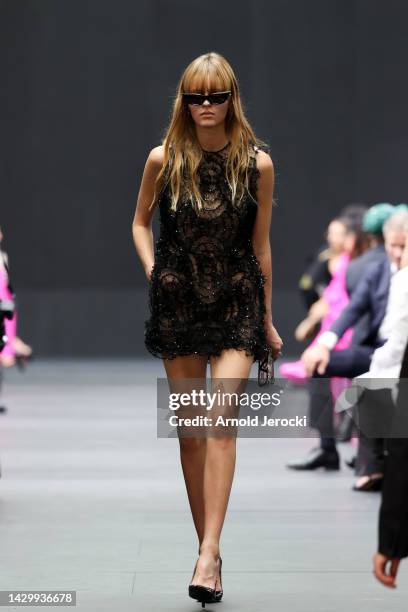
[193,349,253,589]
[163,354,208,545]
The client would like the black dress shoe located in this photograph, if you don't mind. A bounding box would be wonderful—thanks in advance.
[286,447,340,471]
[345,456,356,469]
[352,475,383,492]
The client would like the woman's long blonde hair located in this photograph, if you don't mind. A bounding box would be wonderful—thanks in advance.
[152,52,269,211]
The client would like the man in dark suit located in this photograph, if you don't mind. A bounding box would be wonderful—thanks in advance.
[373,340,408,588]
[344,202,395,298]
[287,210,408,470]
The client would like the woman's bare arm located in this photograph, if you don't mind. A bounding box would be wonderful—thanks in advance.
[251,149,283,356]
[131,145,164,280]
[251,149,275,321]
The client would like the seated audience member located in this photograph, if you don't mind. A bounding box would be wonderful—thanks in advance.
[286,209,408,472]
[373,339,408,588]
[336,218,408,489]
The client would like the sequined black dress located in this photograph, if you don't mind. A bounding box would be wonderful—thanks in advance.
[144,141,270,363]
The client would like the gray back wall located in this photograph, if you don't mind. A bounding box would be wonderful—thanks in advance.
[1,0,407,356]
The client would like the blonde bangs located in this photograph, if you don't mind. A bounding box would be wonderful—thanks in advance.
[152,52,268,213]
[183,60,230,94]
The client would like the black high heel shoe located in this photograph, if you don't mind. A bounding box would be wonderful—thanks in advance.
[188,557,218,608]
[215,555,223,602]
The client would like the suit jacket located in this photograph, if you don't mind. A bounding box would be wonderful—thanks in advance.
[345,245,387,346]
[346,244,386,295]
[378,340,408,559]
[330,255,391,347]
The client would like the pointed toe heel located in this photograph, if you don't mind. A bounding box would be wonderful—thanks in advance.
[188,584,217,607]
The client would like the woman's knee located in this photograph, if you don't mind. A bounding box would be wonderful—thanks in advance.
[207,435,236,451]
[179,436,207,453]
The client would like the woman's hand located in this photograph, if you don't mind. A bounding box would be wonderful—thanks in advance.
[264,319,283,360]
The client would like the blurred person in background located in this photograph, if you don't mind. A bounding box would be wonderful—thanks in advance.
[358,214,408,382]
[338,214,408,490]
[0,298,14,475]
[288,208,408,473]
[298,203,367,313]
[280,210,369,442]
[0,295,14,416]
[373,339,408,588]
[295,211,369,346]
[297,237,332,313]
[345,203,394,293]
[281,215,360,383]
[342,203,408,449]
[0,224,33,368]
[295,217,352,344]
[0,225,33,417]
[337,204,394,443]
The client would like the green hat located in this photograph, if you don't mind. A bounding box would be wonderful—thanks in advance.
[394,203,408,213]
[362,203,395,234]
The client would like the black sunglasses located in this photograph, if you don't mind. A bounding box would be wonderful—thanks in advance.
[182,90,231,106]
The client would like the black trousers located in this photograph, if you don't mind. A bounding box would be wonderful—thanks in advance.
[378,342,408,558]
[378,386,408,558]
[308,344,374,438]
[353,388,396,476]
[379,437,408,558]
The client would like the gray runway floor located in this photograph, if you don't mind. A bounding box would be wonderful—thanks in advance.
[0,359,407,611]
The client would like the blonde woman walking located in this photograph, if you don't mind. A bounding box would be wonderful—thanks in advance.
[132,52,282,606]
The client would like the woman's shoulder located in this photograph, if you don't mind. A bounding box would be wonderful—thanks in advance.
[251,141,274,174]
[147,144,165,168]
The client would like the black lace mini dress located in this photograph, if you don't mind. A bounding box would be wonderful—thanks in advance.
[144,141,270,364]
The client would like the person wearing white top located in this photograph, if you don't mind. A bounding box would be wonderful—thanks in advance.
[288,210,408,473]
[360,265,408,381]
[335,224,408,490]
[337,235,408,393]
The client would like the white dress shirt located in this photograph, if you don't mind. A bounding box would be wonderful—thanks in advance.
[377,261,399,342]
[364,266,408,378]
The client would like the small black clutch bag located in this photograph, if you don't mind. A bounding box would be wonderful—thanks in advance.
[258,346,275,387]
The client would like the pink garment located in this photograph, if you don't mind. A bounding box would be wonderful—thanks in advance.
[0,263,16,357]
[315,252,353,349]
[280,252,353,385]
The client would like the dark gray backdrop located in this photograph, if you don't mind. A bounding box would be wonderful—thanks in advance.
[1,0,407,356]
